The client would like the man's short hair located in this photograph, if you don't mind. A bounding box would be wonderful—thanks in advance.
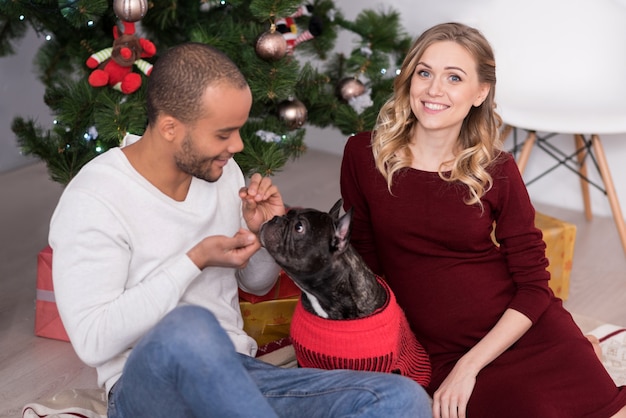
[146,42,248,125]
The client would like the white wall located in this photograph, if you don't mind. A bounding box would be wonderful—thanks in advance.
[305,0,626,219]
[0,29,52,173]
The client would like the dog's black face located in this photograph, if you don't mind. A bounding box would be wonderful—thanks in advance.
[259,199,350,281]
[259,199,386,319]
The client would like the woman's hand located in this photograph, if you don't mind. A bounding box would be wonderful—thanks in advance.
[432,361,478,418]
[239,173,285,233]
[433,308,533,418]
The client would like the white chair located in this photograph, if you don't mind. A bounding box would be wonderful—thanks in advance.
[469,0,626,255]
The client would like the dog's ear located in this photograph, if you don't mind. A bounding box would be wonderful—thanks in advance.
[329,198,343,221]
[332,208,352,254]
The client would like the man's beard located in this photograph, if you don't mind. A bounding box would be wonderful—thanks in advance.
[174,134,226,183]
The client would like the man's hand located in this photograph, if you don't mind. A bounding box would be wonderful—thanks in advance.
[239,173,285,233]
[187,228,261,270]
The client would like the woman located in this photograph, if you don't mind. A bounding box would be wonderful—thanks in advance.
[340,22,626,418]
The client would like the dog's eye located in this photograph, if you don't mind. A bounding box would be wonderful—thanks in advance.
[294,221,305,233]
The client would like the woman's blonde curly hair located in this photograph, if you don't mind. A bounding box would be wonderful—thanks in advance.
[372,22,503,207]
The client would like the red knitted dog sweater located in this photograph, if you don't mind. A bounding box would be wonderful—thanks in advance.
[289,278,431,386]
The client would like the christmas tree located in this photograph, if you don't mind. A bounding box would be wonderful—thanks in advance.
[0,0,411,184]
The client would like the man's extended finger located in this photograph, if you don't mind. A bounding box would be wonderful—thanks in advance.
[246,173,262,196]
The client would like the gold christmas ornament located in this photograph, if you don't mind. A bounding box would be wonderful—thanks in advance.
[113,0,148,22]
[277,98,308,130]
[256,25,288,61]
[337,77,366,101]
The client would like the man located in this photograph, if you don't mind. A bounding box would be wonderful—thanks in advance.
[50,42,431,417]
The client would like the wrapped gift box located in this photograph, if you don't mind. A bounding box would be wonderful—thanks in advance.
[535,212,576,300]
[239,270,301,346]
[34,246,70,342]
[239,270,300,303]
[240,298,298,347]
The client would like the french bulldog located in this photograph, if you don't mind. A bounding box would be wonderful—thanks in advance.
[259,199,431,386]
[259,199,386,319]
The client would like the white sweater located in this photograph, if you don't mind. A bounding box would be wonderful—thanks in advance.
[49,147,280,395]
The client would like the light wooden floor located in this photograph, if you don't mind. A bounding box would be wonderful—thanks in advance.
[1,149,625,417]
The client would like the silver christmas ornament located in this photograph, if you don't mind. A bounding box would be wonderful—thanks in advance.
[256,26,288,61]
[337,77,366,101]
[113,0,148,22]
[277,99,308,130]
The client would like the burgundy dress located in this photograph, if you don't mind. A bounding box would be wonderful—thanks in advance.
[340,132,626,417]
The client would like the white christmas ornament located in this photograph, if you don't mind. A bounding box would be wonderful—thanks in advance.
[256,130,282,143]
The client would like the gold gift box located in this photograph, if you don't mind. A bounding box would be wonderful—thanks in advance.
[492,212,576,300]
[240,298,298,346]
[535,212,576,300]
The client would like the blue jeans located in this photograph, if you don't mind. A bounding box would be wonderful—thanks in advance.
[107,305,431,417]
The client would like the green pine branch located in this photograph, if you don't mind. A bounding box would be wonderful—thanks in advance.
[1,0,412,184]
[0,15,28,57]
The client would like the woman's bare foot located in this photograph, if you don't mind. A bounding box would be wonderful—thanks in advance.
[586,335,626,417]
[586,334,603,361]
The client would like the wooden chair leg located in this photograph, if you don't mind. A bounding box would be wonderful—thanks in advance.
[574,134,593,221]
[591,134,626,255]
[516,131,536,175]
